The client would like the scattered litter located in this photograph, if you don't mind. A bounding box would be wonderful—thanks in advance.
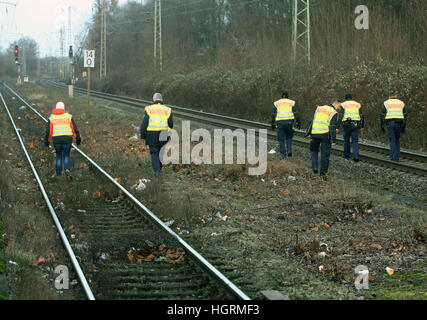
[288,175,297,181]
[55,202,65,210]
[132,124,139,131]
[215,212,228,221]
[164,220,175,227]
[37,257,46,264]
[211,232,222,236]
[318,252,327,257]
[19,106,26,110]
[386,267,394,275]
[70,234,76,239]
[261,178,265,182]
[70,279,79,286]
[100,253,108,260]
[16,128,22,132]
[179,230,190,235]
[207,217,213,222]
[83,190,89,195]
[286,248,291,256]
[268,149,276,154]
[8,260,18,265]
[272,180,277,186]
[318,265,326,271]
[77,209,86,213]
[129,134,138,141]
[72,242,89,250]
[320,242,330,251]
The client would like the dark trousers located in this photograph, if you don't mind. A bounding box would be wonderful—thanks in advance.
[277,120,294,156]
[149,145,164,173]
[343,124,360,160]
[387,121,402,161]
[53,143,71,176]
[310,136,331,176]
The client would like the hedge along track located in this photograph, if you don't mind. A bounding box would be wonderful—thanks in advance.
[1,83,250,300]
[45,80,427,176]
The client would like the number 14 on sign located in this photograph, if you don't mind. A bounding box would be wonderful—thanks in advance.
[84,50,95,68]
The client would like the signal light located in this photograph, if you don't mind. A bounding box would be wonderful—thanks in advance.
[69,45,73,58]
[14,45,19,56]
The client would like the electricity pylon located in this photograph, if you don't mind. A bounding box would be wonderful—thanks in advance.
[291,0,311,65]
[154,0,162,72]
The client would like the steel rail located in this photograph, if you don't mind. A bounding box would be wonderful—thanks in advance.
[3,83,251,300]
[0,91,96,300]
[45,81,427,176]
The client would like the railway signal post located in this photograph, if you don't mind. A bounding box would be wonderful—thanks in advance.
[84,50,95,107]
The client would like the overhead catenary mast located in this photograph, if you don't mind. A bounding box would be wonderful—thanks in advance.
[154,0,162,72]
[100,0,107,78]
[291,0,311,65]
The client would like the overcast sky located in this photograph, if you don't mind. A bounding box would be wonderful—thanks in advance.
[0,0,131,56]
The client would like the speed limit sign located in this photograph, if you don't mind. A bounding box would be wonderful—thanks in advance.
[84,50,95,68]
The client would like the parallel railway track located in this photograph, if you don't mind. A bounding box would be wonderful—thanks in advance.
[45,80,427,177]
[1,82,250,300]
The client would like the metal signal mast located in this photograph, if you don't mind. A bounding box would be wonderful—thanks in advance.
[291,0,311,65]
[100,0,107,78]
[154,0,162,72]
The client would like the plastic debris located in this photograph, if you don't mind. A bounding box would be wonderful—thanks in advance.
[211,232,222,236]
[55,202,65,210]
[386,267,394,275]
[132,124,139,131]
[37,257,46,264]
[215,212,228,221]
[268,149,276,154]
[8,260,18,265]
[288,175,297,181]
[129,134,138,141]
[261,178,265,182]
[318,265,326,271]
[83,190,89,195]
[19,106,26,110]
[318,252,327,257]
[164,220,175,227]
[71,234,76,239]
[100,253,108,260]
[320,242,330,251]
[77,209,86,213]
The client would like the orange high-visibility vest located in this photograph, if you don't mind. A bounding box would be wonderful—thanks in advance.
[274,99,295,121]
[311,106,337,134]
[341,100,361,121]
[145,104,172,131]
[50,113,73,137]
[384,99,405,119]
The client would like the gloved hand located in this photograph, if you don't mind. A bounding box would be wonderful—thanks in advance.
[271,124,277,131]
[401,126,405,134]
[76,136,81,145]
[381,127,385,133]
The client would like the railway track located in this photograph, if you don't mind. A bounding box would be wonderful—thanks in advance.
[0,82,251,300]
[45,80,427,177]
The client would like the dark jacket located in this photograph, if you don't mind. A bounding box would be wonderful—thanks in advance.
[338,100,365,129]
[45,109,80,145]
[271,105,301,127]
[140,101,174,146]
[305,104,338,143]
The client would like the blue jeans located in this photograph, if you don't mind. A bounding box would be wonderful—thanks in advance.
[149,145,163,173]
[53,143,71,176]
[387,121,402,161]
[343,124,360,159]
[310,136,331,176]
[277,120,294,156]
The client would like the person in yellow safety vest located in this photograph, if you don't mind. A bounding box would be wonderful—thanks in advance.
[271,91,302,158]
[44,101,81,179]
[140,93,173,176]
[381,91,407,162]
[338,93,365,162]
[306,98,341,179]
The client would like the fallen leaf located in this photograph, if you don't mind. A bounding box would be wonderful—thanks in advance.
[248,215,255,222]
[281,189,291,196]
[93,192,101,199]
[295,211,303,217]
[115,177,122,184]
[321,222,330,229]
[224,211,232,217]
[146,240,155,248]
[144,254,156,262]
[371,243,382,250]
[392,245,404,253]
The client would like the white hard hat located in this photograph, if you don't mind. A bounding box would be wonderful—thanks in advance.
[56,101,65,109]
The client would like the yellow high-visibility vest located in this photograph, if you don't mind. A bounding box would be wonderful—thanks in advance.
[274,99,295,121]
[384,99,404,119]
[50,113,73,137]
[311,105,337,134]
[341,100,361,121]
[145,104,172,131]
